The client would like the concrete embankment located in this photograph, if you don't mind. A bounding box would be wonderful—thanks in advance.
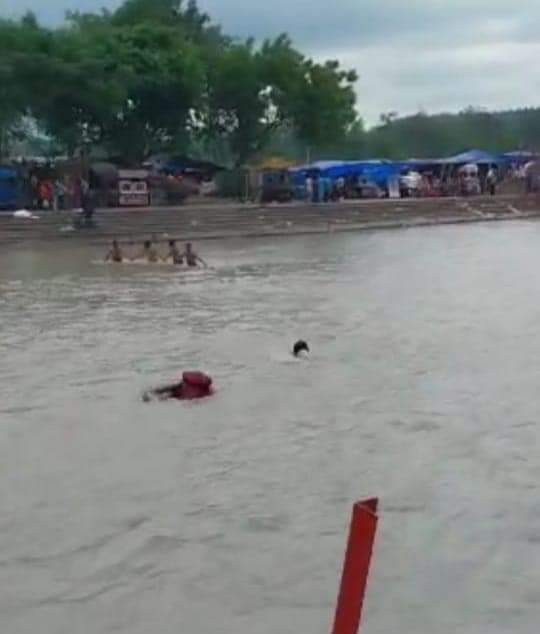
[1,195,540,246]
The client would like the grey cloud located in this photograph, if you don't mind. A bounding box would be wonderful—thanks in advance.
[345,39,540,123]
[198,0,540,122]
[199,0,539,53]
[1,0,122,23]
[6,0,539,51]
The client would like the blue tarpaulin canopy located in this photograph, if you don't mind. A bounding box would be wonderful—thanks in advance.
[0,167,19,209]
[398,159,442,170]
[288,149,514,190]
[290,160,401,188]
[0,167,16,179]
[439,149,505,165]
[501,151,537,163]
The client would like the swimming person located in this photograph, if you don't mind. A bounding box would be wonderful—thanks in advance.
[293,340,310,357]
[132,240,159,263]
[181,242,207,268]
[143,371,214,402]
[165,240,183,265]
[105,240,123,263]
[144,240,159,263]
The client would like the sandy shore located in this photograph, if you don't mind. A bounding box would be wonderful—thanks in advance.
[1,194,540,245]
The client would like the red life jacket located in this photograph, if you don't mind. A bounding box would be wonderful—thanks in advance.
[172,372,213,400]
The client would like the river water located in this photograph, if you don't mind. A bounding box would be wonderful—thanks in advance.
[1,222,540,634]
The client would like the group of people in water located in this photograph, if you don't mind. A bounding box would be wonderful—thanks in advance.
[105,239,207,267]
[145,341,309,402]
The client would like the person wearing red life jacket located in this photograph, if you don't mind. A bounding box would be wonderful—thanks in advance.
[143,372,213,402]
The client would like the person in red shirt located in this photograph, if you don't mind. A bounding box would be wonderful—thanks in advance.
[38,180,54,209]
[143,372,213,402]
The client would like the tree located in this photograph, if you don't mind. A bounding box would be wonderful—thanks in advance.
[0,0,359,163]
[65,0,215,160]
[100,22,205,160]
[0,16,43,157]
[111,0,224,47]
[203,35,358,165]
[23,27,129,154]
[292,61,357,149]
[203,42,270,165]
[17,6,205,160]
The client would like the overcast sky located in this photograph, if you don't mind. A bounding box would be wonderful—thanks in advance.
[2,0,539,125]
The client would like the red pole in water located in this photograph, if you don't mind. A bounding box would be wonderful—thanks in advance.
[331,498,379,634]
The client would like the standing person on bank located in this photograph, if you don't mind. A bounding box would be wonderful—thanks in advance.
[486,165,498,196]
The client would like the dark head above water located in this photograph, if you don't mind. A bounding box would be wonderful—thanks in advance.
[293,340,309,357]
[144,240,152,249]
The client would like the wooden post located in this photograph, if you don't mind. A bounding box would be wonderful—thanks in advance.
[331,499,379,634]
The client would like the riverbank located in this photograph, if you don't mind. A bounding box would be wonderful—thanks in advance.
[1,194,540,245]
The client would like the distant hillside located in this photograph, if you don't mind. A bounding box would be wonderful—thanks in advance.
[361,108,540,160]
[261,107,540,163]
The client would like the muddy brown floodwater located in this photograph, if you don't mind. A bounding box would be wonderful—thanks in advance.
[2,222,540,634]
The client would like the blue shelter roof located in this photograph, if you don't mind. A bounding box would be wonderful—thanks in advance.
[440,149,504,165]
[0,167,17,179]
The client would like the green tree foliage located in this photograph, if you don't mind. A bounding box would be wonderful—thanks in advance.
[201,34,358,165]
[362,108,540,159]
[0,0,357,163]
[100,24,205,160]
[30,29,128,154]
[203,41,269,165]
[259,36,357,149]
[0,14,44,156]
[3,1,540,164]
[292,61,357,148]
[261,105,540,164]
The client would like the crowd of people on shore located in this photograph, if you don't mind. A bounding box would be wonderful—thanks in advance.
[22,172,97,224]
[105,240,207,267]
[26,173,88,211]
[301,164,501,202]
[400,164,500,198]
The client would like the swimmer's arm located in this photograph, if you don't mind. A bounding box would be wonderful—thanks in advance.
[143,383,177,402]
[153,383,180,396]
[197,256,208,268]
[104,251,111,262]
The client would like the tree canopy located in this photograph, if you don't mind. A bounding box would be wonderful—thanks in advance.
[2,1,538,164]
[0,0,358,164]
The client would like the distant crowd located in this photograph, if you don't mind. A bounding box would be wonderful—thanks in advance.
[23,172,97,221]
[302,164,502,202]
[27,174,86,211]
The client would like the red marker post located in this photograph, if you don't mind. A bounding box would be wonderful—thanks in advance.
[331,498,379,634]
